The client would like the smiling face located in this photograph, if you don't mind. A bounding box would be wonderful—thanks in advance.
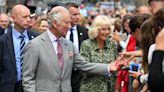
[38,20,48,32]
[97,25,111,41]
[89,15,111,40]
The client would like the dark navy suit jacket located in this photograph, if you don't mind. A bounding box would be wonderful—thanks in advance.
[0,27,39,92]
[0,27,4,37]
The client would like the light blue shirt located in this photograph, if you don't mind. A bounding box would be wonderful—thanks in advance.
[12,27,29,81]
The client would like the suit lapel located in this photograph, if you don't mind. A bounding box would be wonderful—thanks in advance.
[27,30,35,40]
[6,27,16,66]
[77,25,83,50]
[41,32,62,77]
[61,38,70,77]
[0,28,4,35]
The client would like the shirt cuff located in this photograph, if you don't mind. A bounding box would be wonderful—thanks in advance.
[107,64,112,77]
[119,41,126,49]
[139,74,148,84]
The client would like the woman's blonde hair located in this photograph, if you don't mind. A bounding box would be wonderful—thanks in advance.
[88,15,112,39]
[34,18,47,32]
[78,14,87,27]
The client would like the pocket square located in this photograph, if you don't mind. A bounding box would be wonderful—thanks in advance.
[68,51,74,58]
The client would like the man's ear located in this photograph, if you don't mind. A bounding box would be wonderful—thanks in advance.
[52,20,58,28]
[11,15,16,22]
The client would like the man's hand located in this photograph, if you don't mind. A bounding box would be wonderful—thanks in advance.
[116,52,135,66]
[110,61,120,72]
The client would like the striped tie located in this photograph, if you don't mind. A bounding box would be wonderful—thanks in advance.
[19,34,25,78]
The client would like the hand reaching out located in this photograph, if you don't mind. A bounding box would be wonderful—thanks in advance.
[109,56,129,72]
[109,50,142,72]
[110,61,120,72]
[116,52,135,66]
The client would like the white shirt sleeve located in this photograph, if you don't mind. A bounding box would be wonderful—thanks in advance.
[119,41,127,49]
[119,34,131,49]
[140,73,148,84]
[107,64,112,77]
[148,44,156,64]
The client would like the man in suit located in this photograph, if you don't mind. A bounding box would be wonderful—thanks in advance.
[0,4,38,92]
[64,2,88,92]
[0,13,10,36]
[22,6,120,92]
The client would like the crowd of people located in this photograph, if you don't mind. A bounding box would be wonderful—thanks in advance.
[0,0,164,92]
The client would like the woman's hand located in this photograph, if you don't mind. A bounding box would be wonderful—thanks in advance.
[129,71,142,79]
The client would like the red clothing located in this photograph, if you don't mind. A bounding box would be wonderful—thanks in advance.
[116,35,136,92]
[126,35,136,52]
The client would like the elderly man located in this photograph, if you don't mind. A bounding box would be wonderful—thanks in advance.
[0,13,10,36]
[22,6,120,92]
[0,4,38,92]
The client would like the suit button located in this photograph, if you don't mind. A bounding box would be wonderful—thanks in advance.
[74,68,77,71]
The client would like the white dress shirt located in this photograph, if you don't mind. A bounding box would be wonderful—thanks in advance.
[148,44,156,64]
[66,25,79,53]
[4,28,8,34]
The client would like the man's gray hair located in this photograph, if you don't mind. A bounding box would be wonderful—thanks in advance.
[47,6,69,25]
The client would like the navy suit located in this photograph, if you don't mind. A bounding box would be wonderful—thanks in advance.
[71,25,88,92]
[0,27,4,36]
[0,27,38,92]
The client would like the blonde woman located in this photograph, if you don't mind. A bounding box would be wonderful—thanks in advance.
[80,15,117,92]
[34,18,48,33]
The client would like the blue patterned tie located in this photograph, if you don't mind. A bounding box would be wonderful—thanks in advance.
[19,34,25,78]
